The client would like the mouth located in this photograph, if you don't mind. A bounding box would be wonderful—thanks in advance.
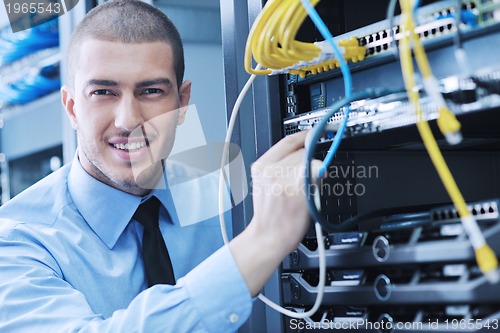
[111,141,148,152]
[108,136,154,162]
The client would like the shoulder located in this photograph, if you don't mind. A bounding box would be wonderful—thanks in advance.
[0,163,74,234]
[166,159,221,198]
[165,159,230,228]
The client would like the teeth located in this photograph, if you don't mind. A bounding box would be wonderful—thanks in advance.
[113,141,147,151]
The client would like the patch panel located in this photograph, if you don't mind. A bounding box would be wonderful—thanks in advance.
[362,16,456,58]
[283,65,500,143]
[284,0,500,80]
[339,1,498,72]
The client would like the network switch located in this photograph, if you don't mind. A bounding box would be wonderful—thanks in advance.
[283,66,500,144]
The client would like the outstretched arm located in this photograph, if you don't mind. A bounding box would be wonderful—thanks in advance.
[230,131,321,296]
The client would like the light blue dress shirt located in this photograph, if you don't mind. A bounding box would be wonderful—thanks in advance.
[0,158,252,332]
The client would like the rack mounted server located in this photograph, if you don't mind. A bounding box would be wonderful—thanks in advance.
[221,0,500,332]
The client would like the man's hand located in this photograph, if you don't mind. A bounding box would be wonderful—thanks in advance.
[229,131,321,296]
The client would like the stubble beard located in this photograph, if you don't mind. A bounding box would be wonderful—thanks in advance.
[79,139,163,196]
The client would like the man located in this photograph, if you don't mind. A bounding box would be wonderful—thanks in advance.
[0,1,319,332]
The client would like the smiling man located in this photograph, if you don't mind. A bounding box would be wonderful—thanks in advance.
[0,1,319,332]
[62,38,187,194]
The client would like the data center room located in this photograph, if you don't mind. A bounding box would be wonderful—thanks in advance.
[1,0,500,332]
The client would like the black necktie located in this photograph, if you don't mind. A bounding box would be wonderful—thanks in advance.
[133,196,175,287]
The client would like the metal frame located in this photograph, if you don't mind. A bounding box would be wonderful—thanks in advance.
[220,0,285,331]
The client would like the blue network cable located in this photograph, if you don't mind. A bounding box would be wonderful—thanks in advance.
[0,20,58,66]
[413,0,423,12]
[0,63,60,105]
[299,0,353,178]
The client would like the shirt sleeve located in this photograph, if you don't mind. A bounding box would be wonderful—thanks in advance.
[0,222,253,333]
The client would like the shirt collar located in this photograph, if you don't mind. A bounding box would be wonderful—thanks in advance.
[68,155,179,249]
[68,156,140,249]
[149,174,181,227]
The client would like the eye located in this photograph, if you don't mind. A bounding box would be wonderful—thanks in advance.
[142,88,163,95]
[91,89,114,96]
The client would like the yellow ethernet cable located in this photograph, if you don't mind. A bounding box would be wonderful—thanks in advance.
[245,0,317,73]
[398,0,499,283]
[244,0,276,75]
[407,1,463,145]
[244,0,365,77]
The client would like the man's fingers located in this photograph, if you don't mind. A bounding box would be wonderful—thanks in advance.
[256,131,308,165]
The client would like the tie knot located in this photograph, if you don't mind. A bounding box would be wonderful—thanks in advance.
[133,196,161,229]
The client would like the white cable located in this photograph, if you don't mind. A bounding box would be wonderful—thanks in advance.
[258,221,326,319]
[218,65,260,245]
[218,64,326,319]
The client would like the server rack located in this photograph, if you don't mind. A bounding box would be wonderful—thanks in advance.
[221,1,500,332]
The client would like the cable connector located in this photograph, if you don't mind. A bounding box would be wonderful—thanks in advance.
[339,37,366,63]
[316,37,365,63]
[461,215,499,284]
[475,244,500,284]
[436,107,462,145]
[290,37,366,78]
[423,77,463,145]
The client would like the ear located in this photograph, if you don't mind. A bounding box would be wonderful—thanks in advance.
[177,80,191,126]
[61,85,78,130]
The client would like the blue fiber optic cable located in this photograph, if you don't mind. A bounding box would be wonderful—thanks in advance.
[300,0,353,179]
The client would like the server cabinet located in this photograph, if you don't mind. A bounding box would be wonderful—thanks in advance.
[220,1,500,332]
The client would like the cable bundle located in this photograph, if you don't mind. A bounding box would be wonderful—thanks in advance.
[0,63,60,106]
[244,0,365,77]
[0,20,59,67]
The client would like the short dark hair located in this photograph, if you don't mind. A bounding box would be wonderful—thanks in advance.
[67,0,184,88]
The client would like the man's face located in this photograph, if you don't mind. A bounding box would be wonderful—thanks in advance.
[61,39,191,195]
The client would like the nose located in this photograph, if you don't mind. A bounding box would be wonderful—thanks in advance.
[114,94,143,132]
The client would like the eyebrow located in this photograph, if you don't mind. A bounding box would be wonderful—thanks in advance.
[86,79,120,87]
[135,78,173,89]
[84,78,173,89]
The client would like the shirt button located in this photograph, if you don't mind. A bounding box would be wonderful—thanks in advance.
[229,313,239,323]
